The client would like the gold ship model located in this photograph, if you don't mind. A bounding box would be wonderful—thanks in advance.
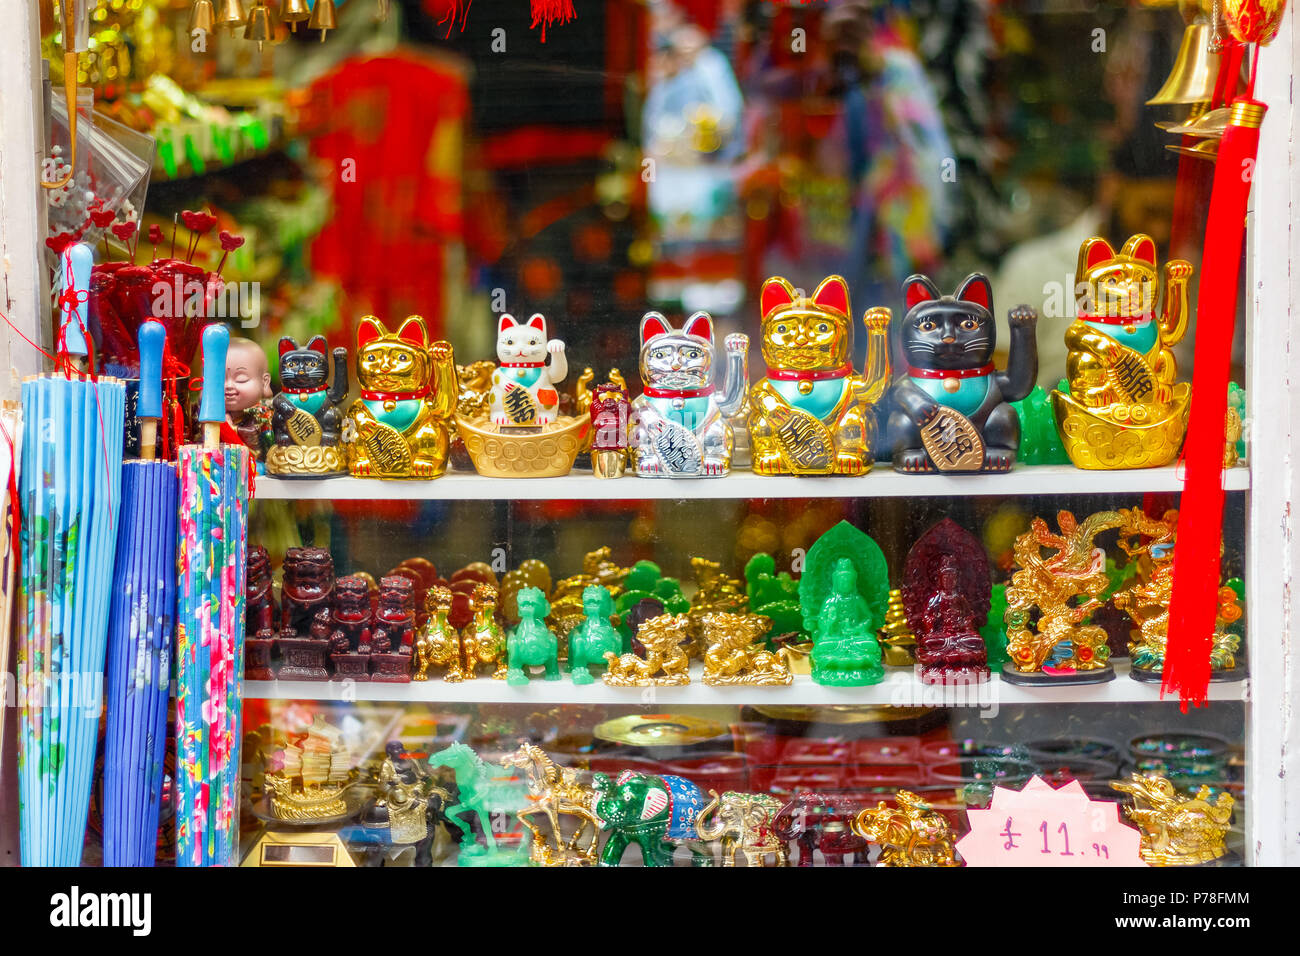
[265,716,355,821]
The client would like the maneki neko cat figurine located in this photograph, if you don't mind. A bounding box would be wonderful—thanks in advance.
[1051,234,1192,469]
[749,276,891,475]
[489,313,567,427]
[888,273,1038,473]
[629,311,749,477]
[268,335,350,478]
[344,315,459,479]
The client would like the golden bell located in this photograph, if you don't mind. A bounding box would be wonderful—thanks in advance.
[215,0,246,29]
[1147,22,1220,106]
[281,0,310,30]
[244,1,274,48]
[189,0,215,32]
[308,0,337,40]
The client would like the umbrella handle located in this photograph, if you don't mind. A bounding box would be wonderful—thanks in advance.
[198,323,229,449]
[58,243,92,362]
[138,320,166,460]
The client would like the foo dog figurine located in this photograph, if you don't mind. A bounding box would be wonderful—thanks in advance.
[268,335,349,477]
[748,276,891,475]
[345,315,458,479]
[1002,510,1122,685]
[415,586,464,682]
[589,381,630,478]
[798,521,889,686]
[489,313,567,426]
[700,612,791,686]
[462,584,507,679]
[245,545,277,680]
[370,576,417,683]
[1052,235,1192,469]
[329,575,373,681]
[1111,774,1234,866]
[603,613,692,686]
[901,518,992,684]
[281,547,335,637]
[889,274,1037,472]
[506,587,560,685]
[568,586,622,684]
[629,311,748,477]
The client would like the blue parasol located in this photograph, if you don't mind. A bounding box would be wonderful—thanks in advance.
[102,320,177,865]
[17,241,125,865]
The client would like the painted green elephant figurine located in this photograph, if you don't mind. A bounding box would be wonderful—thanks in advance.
[506,586,560,686]
[568,585,621,684]
[592,771,712,866]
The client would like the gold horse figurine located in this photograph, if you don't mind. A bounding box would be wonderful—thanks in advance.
[500,744,600,866]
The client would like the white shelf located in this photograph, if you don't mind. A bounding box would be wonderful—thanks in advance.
[244,661,1248,707]
[253,464,1251,501]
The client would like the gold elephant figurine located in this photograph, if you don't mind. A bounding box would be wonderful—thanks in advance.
[694,789,789,866]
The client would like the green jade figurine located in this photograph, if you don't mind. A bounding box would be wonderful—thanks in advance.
[798,521,889,686]
[506,587,561,685]
[568,585,622,684]
[426,743,530,867]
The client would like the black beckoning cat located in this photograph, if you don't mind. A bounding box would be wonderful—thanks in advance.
[272,335,349,447]
[889,273,1038,473]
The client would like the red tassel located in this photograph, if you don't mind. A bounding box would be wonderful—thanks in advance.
[530,0,574,42]
[1165,96,1265,709]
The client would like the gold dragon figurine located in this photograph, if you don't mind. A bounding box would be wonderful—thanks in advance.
[603,613,692,685]
[1113,509,1242,678]
[1052,235,1192,469]
[852,790,960,867]
[1003,510,1124,675]
[500,744,600,866]
[700,612,792,685]
[1110,774,1234,866]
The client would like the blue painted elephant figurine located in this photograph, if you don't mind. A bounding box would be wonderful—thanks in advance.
[591,771,712,866]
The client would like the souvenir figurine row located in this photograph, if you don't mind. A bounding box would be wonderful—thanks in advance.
[256,727,1234,868]
[245,510,1244,688]
[233,233,1213,481]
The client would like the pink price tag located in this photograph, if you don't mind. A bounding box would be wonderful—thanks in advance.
[956,776,1147,867]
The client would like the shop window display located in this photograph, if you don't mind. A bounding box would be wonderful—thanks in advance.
[0,0,1291,880]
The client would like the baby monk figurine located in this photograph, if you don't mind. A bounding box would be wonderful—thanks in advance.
[225,335,274,462]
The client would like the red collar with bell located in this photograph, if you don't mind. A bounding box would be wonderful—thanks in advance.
[1077,310,1155,326]
[768,364,850,395]
[361,386,430,402]
[906,364,993,380]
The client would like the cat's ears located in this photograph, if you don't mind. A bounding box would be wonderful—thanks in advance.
[358,315,425,350]
[278,335,329,357]
[1120,234,1157,267]
[357,315,388,350]
[640,311,672,343]
[953,274,993,311]
[904,275,942,311]
[1078,237,1118,277]
[760,275,850,320]
[682,311,714,342]
[498,313,547,335]
[639,311,715,343]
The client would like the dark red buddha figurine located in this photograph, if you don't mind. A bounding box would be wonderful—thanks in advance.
[902,518,991,684]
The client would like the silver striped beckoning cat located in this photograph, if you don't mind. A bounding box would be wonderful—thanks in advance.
[630,311,749,477]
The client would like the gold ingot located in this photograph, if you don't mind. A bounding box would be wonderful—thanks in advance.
[1147,22,1220,105]
[189,0,215,32]
[455,415,588,478]
[215,0,246,29]
[280,0,310,29]
[308,0,337,40]
[244,1,274,48]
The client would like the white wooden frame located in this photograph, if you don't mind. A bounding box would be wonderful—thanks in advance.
[0,2,1296,864]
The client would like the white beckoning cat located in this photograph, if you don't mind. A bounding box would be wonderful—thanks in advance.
[490,313,568,426]
[629,310,749,477]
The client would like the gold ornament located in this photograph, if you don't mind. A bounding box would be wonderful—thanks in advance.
[189,0,216,33]
[700,612,791,685]
[1004,511,1123,674]
[1147,22,1222,105]
[603,613,692,685]
[1052,236,1192,469]
[414,586,463,681]
[265,443,346,476]
[879,588,916,666]
[280,0,310,30]
[500,744,600,866]
[244,1,274,48]
[695,791,789,866]
[462,584,508,679]
[1110,774,1234,865]
[215,0,247,29]
[308,0,337,40]
[852,790,960,867]
[455,415,588,478]
[264,716,353,820]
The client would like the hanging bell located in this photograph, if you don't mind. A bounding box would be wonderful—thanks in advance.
[1147,22,1220,106]
[215,0,246,30]
[244,1,274,49]
[189,0,215,33]
[281,0,310,30]
[308,0,337,41]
